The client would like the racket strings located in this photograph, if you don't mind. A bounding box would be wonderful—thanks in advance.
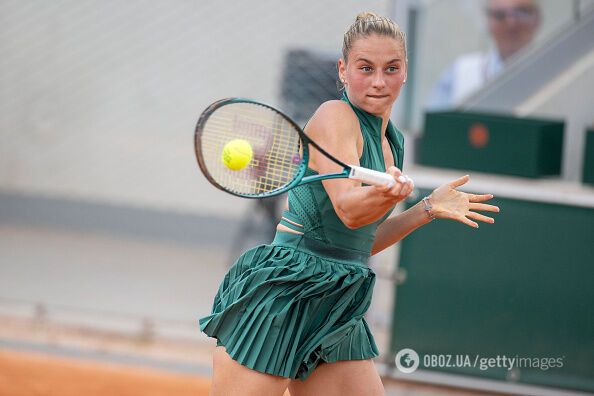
[199,103,303,196]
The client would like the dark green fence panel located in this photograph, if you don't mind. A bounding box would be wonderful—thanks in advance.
[419,112,564,178]
[390,191,594,392]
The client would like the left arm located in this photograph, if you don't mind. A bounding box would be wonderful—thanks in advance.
[372,201,431,255]
[371,175,500,255]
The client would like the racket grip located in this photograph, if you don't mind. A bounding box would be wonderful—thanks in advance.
[349,165,396,187]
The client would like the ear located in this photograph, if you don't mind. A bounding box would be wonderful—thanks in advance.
[403,62,408,83]
[337,58,346,82]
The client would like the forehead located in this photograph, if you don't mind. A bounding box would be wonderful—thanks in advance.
[348,34,405,62]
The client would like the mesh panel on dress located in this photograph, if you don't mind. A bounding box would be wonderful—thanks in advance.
[289,183,328,242]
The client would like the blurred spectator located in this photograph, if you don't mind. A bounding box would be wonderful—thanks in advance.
[427,0,541,109]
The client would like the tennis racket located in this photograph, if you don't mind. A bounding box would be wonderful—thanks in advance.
[194,98,408,198]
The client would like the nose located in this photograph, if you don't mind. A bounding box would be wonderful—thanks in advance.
[372,71,386,89]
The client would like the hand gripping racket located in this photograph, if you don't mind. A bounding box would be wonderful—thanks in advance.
[194,98,406,198]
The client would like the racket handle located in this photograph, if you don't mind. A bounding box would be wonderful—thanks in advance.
[349,165,398,187]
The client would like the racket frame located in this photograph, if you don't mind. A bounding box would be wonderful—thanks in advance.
[194,97,391,199]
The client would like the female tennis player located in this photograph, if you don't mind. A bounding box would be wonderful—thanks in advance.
[199,12,499,396]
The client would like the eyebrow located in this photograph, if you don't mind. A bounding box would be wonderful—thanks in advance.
[355,57,403,64]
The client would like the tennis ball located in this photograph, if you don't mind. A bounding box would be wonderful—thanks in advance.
[222,139,253,171]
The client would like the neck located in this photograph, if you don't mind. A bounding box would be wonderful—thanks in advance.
[342,90,392,134]
[379,110,391,135]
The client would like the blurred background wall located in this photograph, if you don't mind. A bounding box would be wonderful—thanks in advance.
[0,0,390,216]
[2,1,591,211]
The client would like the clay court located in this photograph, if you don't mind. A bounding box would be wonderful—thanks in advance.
[2,348,503,396]
[0,349,212,396]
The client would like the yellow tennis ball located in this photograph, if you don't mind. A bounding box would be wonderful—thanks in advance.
[222,139,253,171]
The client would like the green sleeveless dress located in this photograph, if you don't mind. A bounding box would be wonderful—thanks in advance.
[199,92,405,380]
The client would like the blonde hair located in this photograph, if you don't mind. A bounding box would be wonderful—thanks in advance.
[342,12,407,63]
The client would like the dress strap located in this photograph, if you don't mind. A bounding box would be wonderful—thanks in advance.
[279,210,304,233]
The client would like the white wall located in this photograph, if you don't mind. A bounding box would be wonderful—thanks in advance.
[3,0,588,216]
[0,0,388,217]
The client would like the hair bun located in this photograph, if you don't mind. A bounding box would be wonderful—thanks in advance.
[355,12,379,22]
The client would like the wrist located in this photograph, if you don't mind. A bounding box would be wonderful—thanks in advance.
[421,196,436,221]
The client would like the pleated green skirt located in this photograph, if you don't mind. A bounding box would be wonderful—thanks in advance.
[198,231,379,380]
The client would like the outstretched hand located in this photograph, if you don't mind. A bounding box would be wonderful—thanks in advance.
[428,175,500,228]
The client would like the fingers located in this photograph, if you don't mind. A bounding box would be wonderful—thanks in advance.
[375,179,404,195]
[401,175,414,197]
[387,166,414,188]
[457,215,479,229]
[386,166,402,180]
[374,183,391,193]
[468,193,495,202]
[374,179,400,193]
[375,166,413,200]
[448,174,470,189]
[374,166,402,193]
[467,211,495,224]
[469,202,500,213]
[388,165,413,196]
[430,182,499,228]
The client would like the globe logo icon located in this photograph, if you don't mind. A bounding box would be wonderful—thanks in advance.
[395,348,419,373]
[400,353,415,368]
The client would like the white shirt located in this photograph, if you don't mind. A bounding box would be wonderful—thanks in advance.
[427,49,504,110]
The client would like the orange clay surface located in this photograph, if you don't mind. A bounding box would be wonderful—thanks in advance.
[0,349,210,396]
[0,348,500,396]
[0,349,294,396]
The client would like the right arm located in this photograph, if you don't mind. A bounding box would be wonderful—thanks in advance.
[305,101,412,229]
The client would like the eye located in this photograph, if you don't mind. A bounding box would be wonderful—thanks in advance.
[360,66,372,72]
[387,66,399,73]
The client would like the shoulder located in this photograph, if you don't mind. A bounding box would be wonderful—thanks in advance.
[305,100,360,139]
[311,100,358,124]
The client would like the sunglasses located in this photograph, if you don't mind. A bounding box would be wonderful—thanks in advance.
[486,6,537,23]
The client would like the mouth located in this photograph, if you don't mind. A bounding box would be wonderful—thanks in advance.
[367,94,389,99]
